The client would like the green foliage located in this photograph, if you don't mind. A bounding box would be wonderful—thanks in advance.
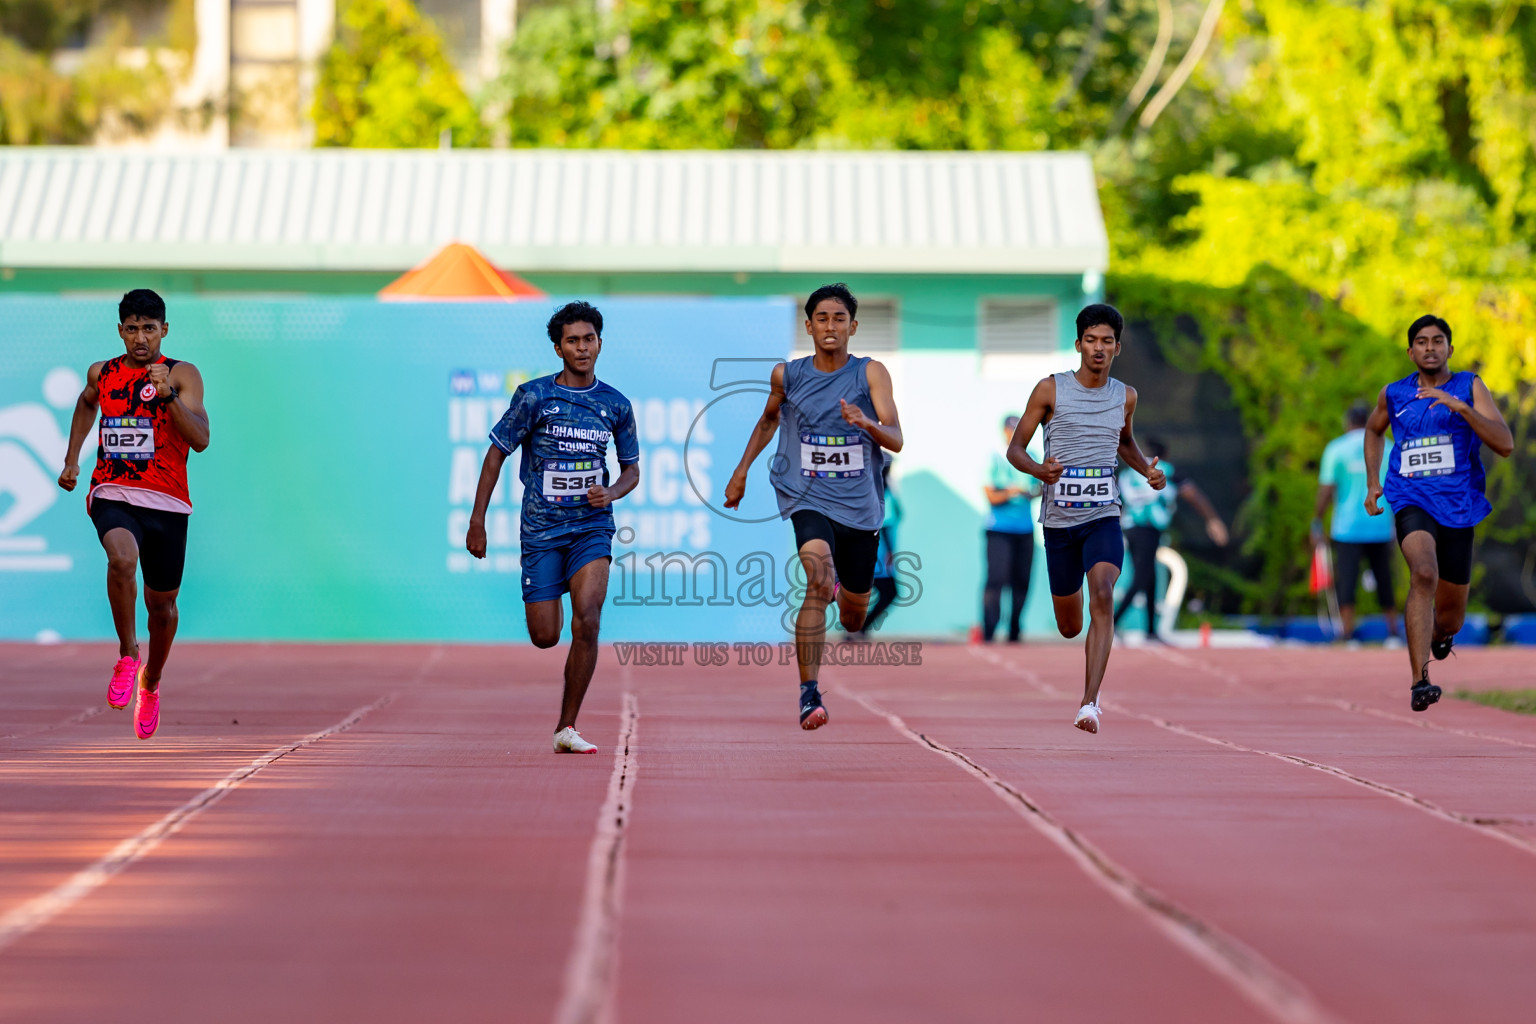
[1455,688,1536,715]
[313,0,485,148]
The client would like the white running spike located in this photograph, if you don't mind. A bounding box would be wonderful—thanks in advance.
[554,727,599,754]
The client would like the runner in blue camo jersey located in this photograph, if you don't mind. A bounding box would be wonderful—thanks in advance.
[466,301,641,753]
[1364,314,1512,712]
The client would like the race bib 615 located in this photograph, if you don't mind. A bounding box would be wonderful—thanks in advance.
[1400,435,1456,479]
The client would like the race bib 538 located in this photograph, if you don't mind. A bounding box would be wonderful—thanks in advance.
[542,459,602,503]
[1053,466,1118,508]
[1400,435,1456,478]
[800,433,865,478]
[100,417,154,461]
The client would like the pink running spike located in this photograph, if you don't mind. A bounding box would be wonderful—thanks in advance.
[107,655,140,709]
[134,667,160,740]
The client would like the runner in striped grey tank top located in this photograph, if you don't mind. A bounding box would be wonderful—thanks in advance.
[725,284,905,732]
[1006,304,1165,735]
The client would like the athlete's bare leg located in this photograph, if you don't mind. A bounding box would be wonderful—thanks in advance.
[101,528,140,659]
[1433,579,1469,645]
[836,586,871,634]
[141,587,179,691]
[794,541,836,684]
[1400,531,1439,681]
[526,597,564,649]
[553,556,610,732]
[1051,562,1120,705]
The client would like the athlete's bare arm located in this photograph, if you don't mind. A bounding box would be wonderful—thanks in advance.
[588,462,640,508]
[1116,387,1166,490]
[466,445,509,558]
[839,359,904,453]
[159,361,210,452]
[1418,376,1514,458]
[57,361,105,492]
[1178,480,1229,545]
[723,362,787,509]
[1363,387,1391,515]
[1311,482,1337,544]
[1007,377,1061,484]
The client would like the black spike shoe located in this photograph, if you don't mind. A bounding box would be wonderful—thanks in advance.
[1431,634,1455,661]
[1411,674,1442,713]
[799,681,829,730]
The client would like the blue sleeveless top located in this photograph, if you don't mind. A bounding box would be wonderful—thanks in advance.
[771,354,885,530]
[1382,370,1490,528]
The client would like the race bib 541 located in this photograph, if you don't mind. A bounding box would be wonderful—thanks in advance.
[100,417,154,461]
[800,433,865,478]
[1400,435,1456,478]
[1053,466,1118,508]
[542,460,602,503]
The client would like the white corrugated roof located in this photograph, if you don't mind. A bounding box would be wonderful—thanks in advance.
[0,148,1106,275]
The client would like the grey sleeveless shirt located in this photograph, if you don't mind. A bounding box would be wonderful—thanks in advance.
[771,354,885,531]
[1041,371,1128,528]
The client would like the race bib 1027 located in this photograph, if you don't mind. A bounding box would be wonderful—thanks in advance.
[1053,466,1118,508]
[800,433,865,478]
[100,417,154,461]
[542,459,602,504]
[1400,435,1456,478]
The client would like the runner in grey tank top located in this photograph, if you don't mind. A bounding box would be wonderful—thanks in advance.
[1006,304,1165,736]
[725,284,905,733]
[1042,371,1128,529]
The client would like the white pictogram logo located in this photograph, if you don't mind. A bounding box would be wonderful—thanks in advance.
[0,367,79,572]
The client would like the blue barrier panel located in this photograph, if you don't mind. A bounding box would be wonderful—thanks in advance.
[0,295,817,642]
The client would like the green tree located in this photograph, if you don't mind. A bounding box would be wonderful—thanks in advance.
[313,0,485,148]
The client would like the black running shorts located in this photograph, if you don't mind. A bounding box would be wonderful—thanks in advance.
[89,498,189,593]
[1393,505,1474,587]
[790,509,880,595]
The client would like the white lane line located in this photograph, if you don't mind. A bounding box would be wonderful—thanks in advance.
[555,691,640,1024]
[1142,645,1536,752]
[0,694,393,953]
[838,684,1340,1024]
[973,648,1536,855]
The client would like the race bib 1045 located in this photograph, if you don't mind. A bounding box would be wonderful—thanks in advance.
[542,459,602,504]
[800,433,865,478]
[1400,435,1456,478]
[100,417,154,461]
[1053,466,1118,508]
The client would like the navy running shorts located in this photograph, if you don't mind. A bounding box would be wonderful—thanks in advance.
[1043,516,1124,597]
[521,529,614,603]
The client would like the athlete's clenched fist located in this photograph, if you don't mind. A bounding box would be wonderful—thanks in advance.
[148,362,172,399]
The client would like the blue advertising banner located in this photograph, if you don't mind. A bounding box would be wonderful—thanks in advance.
[0,295,809,642]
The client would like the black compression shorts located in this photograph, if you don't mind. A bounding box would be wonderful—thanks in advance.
[1394,505,1474,587]
[790,509,880,595]
[89,498,189,593]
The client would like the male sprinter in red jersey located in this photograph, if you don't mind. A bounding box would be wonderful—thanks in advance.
[57,289,210,740]
[466,302,640,753]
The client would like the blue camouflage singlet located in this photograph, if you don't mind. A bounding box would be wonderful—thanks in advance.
[489,375,640,546]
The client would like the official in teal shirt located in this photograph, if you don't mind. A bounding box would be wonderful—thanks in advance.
[982,415,1040,642]
[1312,404,1399,641]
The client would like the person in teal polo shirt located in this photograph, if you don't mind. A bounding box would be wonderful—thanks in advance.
[1114,438,1227,641]
[1313,403,1401,643]
[981,415,1040,642]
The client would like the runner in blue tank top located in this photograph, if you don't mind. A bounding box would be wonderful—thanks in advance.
[1007,304,1165,734]
[724,283,904,731]
[466,302,642,753]
[1363,314,1512,711]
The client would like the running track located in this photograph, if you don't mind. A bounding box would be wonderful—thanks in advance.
[3,641,1535,1023]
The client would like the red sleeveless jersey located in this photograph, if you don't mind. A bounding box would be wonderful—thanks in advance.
[88,355,192,511]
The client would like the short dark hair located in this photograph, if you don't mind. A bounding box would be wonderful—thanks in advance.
[1144,437,1168,461]
[1406,314,1451,345]
[1076,303,1123,342]
[1346,402,1372,428]
[805,283,857,320]
[547,301,603,344]
[119,289,166,323]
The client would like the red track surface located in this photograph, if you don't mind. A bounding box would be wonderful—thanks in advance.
[3,640,1535,1023]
